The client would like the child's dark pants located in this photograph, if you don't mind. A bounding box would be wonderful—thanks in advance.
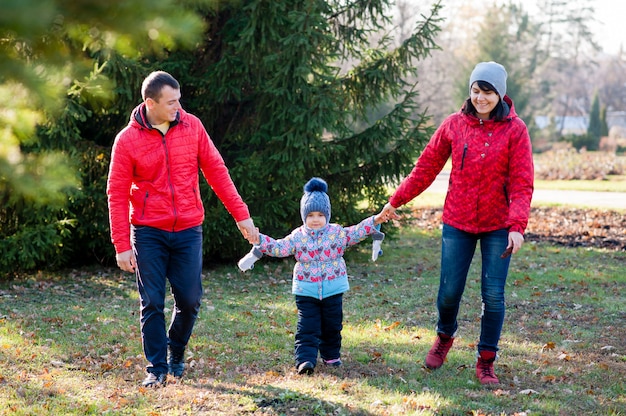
[294,293,343,367]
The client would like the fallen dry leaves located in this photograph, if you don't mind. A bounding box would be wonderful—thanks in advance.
[405,206,626,251]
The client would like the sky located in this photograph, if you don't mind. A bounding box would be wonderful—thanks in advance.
[590,0,625,55]
[411,0,625,56]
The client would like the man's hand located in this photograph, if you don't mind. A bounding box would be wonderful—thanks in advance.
[237,218,259,244]
[116,249,136,273]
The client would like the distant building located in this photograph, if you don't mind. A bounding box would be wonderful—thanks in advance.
[535,111,626,137]
[606,111,626,130]
[534,115,588,135]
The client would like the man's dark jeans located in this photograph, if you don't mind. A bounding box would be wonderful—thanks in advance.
[132,225,203,374]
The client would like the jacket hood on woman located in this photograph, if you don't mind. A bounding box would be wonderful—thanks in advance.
[389,95,534,235]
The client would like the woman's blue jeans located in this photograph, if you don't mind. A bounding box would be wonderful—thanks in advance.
[437,224,511,353]
[132,225,203,374]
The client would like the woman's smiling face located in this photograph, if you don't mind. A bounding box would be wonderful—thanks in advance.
[470,82,500,120]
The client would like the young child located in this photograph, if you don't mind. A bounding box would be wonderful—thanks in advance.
[240,177,386,375]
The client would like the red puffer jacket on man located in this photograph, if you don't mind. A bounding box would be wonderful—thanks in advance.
[107,104,250,254]
[390,96,534,235]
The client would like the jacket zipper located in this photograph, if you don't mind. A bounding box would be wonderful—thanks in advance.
[461,143,468,170]
[161,132,178,231]
[503,184,509,207]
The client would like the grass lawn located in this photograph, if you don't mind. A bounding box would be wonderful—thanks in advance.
[1,222,624,415]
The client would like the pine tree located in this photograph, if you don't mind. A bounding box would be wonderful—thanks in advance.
[3,0,444,272]
[587,91,601,150]
[96,0,444,260]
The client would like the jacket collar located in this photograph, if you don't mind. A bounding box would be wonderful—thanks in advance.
[460,95,517,125]
[132,103,181,130]
[302,224,328,238]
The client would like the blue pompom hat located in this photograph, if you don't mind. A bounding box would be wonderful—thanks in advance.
[300,177,331,223]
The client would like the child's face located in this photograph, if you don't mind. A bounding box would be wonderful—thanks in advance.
[305,211,327,229]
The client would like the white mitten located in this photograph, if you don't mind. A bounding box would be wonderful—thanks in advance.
[238,246,263,271]
[371,226,385,261]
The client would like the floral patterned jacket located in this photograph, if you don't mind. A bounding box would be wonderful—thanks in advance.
[258,216,377,299]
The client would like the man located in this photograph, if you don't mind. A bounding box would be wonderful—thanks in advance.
[107,71,258,387]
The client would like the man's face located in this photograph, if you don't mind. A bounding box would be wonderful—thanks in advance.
[146,85,181,125]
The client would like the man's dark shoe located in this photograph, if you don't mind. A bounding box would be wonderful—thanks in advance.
[297,361,315,375]
[142,372,167,387]
[168,347,185,378]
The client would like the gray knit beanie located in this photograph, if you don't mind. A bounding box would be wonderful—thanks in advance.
[300,177,331,224]
[469,61,507,98]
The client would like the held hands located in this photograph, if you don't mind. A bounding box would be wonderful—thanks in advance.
[375,203,400,224]
[372,204,398,261]
[116,249,136,273]
[237,218,260,244]
[237,217,261,271]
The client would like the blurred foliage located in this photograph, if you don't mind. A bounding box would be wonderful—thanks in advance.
[165,0,442,261]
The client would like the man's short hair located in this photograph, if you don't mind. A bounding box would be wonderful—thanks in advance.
[141,71,180,102]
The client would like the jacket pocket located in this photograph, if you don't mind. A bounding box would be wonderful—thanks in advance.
[141,191,149,218]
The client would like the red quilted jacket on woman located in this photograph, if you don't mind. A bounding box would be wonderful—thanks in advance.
[390,96,534,235]
[107,104,250,254]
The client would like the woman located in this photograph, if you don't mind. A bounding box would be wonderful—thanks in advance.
[378,61,534,384]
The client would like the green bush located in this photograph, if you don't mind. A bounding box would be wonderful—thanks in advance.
[0,204,75,277]
[564,133,598,151]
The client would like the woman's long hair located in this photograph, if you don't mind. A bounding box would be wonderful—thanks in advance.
[462,80,509,121]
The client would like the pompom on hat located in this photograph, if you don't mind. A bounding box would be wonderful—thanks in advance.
[469,61,507,98]
[300,177,331,223]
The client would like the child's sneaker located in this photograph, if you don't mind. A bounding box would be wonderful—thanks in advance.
[297,361,315,375]
[142,372,167,387]
[424,333,454,369]
[476,350,499,384]
[238,246,263,271]
[323,358,342,367]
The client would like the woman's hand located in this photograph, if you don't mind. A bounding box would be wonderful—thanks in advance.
[507,231,525,255]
